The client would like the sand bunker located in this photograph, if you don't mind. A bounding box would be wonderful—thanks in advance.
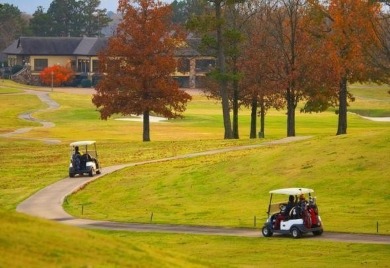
[115,115,168,123]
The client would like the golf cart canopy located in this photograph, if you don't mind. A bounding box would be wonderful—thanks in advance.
[70,141,96,147]
[269,188,314,195]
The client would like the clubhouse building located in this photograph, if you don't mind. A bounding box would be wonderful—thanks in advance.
[2,36,215,88]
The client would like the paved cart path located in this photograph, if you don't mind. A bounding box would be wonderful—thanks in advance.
[0,89,61,144]
[16,136,390,245]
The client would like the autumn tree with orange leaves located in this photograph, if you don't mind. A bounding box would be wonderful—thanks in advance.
[320,0,385,135]
[92,0,191,141]
[262,0,321,137]
[40,65,74,87]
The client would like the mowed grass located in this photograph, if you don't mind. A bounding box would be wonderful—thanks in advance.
[0,82,389,266]
[108,231,390,268]
[2,210,390,268]
[0,210,206,268]
[0,89,44,133]
[348,83,390,117]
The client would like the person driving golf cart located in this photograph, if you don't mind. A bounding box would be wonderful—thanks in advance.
[69,141,101,177]
[273,194,296,229]
[262,188,323,238]
[72,146,81,170]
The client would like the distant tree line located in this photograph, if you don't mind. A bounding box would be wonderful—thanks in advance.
[0,0,111,54]
[29,0,111,37]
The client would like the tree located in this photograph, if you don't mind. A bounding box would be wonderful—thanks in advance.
[210,0,234,139]
[31,0,111,37]
[239,1,285,138]
[47,0,80,36]
[224,2,250,139]
[78,0,112,36]
[0,4,28,52]
[324,0,384,135]
[263,0,310,137]
[92,0,192,142]
[365,2,390,88]
[29,6,52,36]
[40,65,74,86]
[171,0,188,24]
[188,0,248,139]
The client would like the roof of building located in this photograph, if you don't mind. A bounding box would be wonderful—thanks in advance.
[3,37,108,56]
[73,37,108,55]
[3,36,209,57]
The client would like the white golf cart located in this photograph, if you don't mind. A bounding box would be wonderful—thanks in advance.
[262,188,323,238]
[69,141,101,177]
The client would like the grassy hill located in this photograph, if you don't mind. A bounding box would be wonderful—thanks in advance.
[0,210,206,267]
[64,129,390,234]
[0,80,389,266]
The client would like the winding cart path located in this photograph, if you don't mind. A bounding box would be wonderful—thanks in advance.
[0,89,61,144]
[16,137,390,245]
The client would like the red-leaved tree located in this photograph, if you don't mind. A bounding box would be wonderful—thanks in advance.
[324,0,383,135]
[92,0,191,141]
[40,65,74,86]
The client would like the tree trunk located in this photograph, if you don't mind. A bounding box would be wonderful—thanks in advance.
[286,87,296,137]
[337,76,348,135]
[143,110,150,142]
[259,98,265,138]
[250,96,257,139]
[215,0,233,139]
[232,77,239,139]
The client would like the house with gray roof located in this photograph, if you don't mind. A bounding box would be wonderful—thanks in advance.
[2,36,215,88]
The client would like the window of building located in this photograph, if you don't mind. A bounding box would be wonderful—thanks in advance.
[174,76,190,88]
[177,58,190,73]
[78,59,90,73]
[34,59,48,71]
[195,59,215,72]
[92,60,99,73]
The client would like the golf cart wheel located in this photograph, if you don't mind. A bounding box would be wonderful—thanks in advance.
[262,226,273,237]
[89,168,95,177]
[96,170,101,175]
[291,227,302,238]
[69,173,75,178]
[313,229,323,236]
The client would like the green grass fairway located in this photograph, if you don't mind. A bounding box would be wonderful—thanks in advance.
[2,210,389,267]
[349,83,390,117]
[0,90,44,133]
[0,210,205,267]
[0,82,389,266]
[108,231,390,268]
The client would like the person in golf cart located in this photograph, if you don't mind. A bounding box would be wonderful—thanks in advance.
[72,146,90,170]
[273,193,318,229]
[273,194,295,229]
[69,141,101,177]
[262,188,323,238]
[72,146,81,170]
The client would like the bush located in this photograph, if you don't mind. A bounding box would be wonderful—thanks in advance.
[81,79,92,88]
[92,75,102,86]
[40,65,74,86]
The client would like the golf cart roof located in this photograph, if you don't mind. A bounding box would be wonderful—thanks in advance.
[269,188,314,195]
[70,141,96,147]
